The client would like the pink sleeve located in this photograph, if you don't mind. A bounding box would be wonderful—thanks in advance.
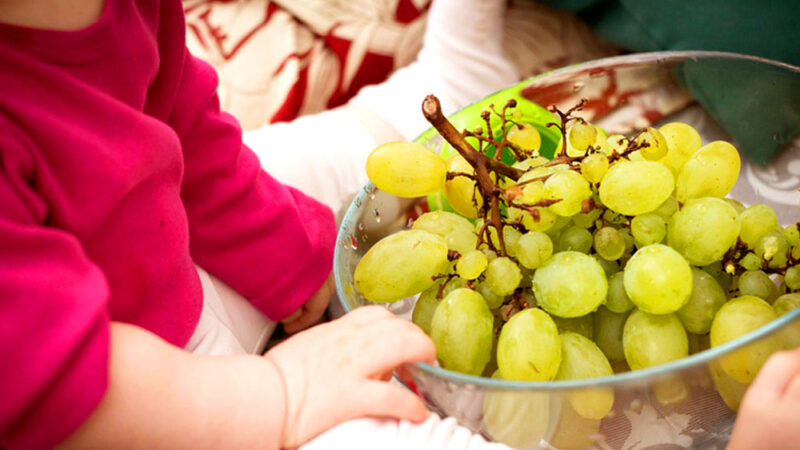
[0,129,111,448]
[168,51,336,321]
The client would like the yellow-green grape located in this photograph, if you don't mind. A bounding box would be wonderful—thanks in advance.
[497,308,562,381]
[430,288,494,375]
[593,306,629,362]
[476,281,505,310]
[412,211,478,255]
[740,252,764,271]
[507,201,557,232]
[482,371,550,448]
[521,180,544,204]
[785,266,800,291]
[773,293,800,349]
[594,226,626,261]
[599,161,674,215]
[667,197,741,266]
[354,230,448,303]
[711,295,781,383]
[455,250,488,280]
[485,257,522,296]
[739,204,779,248]
[366,141,447,197]
[551,314,594,340]
[676,268,727,334]
[657,122,703,175]
[558,226,593,253]
[725,198,747,214]
[572,208,602,229]
[619,228,635,254]
[755,231,790,269]
[623,310,688,370]
[507,123,542,154]
[652,196,679,220]
[543,170,592,216]
[443,153,481,218]
[516,231,553,270]
[607,272,634,313]
[556,332,615,420]
[653,376,688,406]
[594,255,620,277]
[602,209,627,226]
[631,213,666,248]
[568,121,599,152]
[675,141,741,203]
[783,225,800,247]
[623,244,693,314]
[738,270,778,303]
[606,134,629,155]
[502,226,523,258]
[635,127,668,160]
[512,155,549,172]
[774,293,800,316]
[581,153,609,184]
[533,251,608,318]
[412,285,440,335]
[710,360,748,411]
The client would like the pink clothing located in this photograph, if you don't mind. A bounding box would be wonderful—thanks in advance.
[0,0,335,447]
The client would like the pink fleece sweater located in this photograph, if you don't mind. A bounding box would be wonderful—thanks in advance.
[0,0,336,447]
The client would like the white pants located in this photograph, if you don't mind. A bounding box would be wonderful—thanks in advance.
[186,266,508,450]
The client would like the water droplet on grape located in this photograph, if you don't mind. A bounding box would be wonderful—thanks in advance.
[572,82,584,93]
[350,235,358,250]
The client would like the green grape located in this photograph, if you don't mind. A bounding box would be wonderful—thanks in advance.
[793,244,800,261]
[581,153,609,184]
[355,230,449,303]
[631,213,666,248]
[667,197,740,266]
[623,310,688,370]
[412,211,478,255]
[602,209,627,226]
[785,266,800,291]
[783,225,800,247]
[676,268,727,334]
[636,127,668,160]
[738,270,778,303]
[739,204,779,248]
[558,226,593,254]
[572,208,602,228]
[710,360,748,412]
[623,244,693,314]
[711,295,780,383]
[515,231,553,270]
[568,121,598,152]
[508,204,557,232]
[606,134,629,155]
[619,228,635,254]
[497,308,562,381]
[755,231,790,269]
[657,122,703,175]
[443,153,482,218]
[513,155,549,171]
[599,160,674,215]
[652,196,679,220]
[544,170,592,216]
[411,285,440,335]
[366,141,447,197]
[476,281,505,310]
[773,293,800,349]
[593,255,620,277]
[502,226,522,258]
[606,272,634,313]
[774,293,800,316]
[556,332,615,420]
[507,123,542,153]
[482,371,550,448]
[551,314,594,340]
[430,288,494,375]
[521,180,544,204]
[485,257,522,296]
[455,250,488,280]
[533,251,608,317]
[593,306,629,362]
[724,198,746,214]
[653,376,688,406]
[675,141,741,203]
[594,226,626,261]
[740,252,764,271]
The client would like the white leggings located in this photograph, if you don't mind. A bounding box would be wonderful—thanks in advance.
[186,266,508,450]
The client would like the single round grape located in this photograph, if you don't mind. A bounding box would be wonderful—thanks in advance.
[558,226,593,254]
[738,270,778,303]
[507,123,542,153]
[551,314,594,340]
[675,141,741,203]
[623,244,693,314]
[476,281,505,310]
[606,272,634,313]
[785,266,800,291]
[556,332,615,420]
[533,251,608,318]
[482,371,550,448]
[636,127,668,160]
[657,122,703,175]
[485,257,522,296]
[740,252,764,271]
[667,197,741,266]
[710,361,748,412]
[455,250,488,280]
[431,288,494,375]
[599,160,674,216]
[623,310,688,370]
[594,226,626,261]
[652,196,679,220]
[412,210,478,255]
[711,295,780,384]
[366,141,447,197]
[774,293,800,316]
[443,153,482,218]
[571,208,602,229]
[593,255,620,277]
[569,121,598,152]
[739,204,779,248]
[544,170,592,217]
[497,308,561,381]
[412,284,440,335]
[502,226,523,258]
[581,153,609,184]
[676,268,727,334]
[631,213,666,248]
[508,204,557,232]
[516,231,553,270]
[354,230,449,303]
[593,306,629,362]
[755,231,790,269]
[606,134,629,155]
[783,225,800,247]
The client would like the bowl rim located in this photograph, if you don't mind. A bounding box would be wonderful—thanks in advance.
[334,50,800,390]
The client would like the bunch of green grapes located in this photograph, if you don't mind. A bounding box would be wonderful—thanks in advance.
[354,96,800,422]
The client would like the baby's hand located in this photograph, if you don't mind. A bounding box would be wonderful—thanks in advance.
[265,305,436,448]
[728,347,800,449]
[281,275,334,334]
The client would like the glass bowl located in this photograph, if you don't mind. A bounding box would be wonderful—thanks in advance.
[333,51,800,449]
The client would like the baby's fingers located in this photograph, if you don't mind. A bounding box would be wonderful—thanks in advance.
[746,348,800,400]
[359,381,431,423]
[359,320,436,374]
